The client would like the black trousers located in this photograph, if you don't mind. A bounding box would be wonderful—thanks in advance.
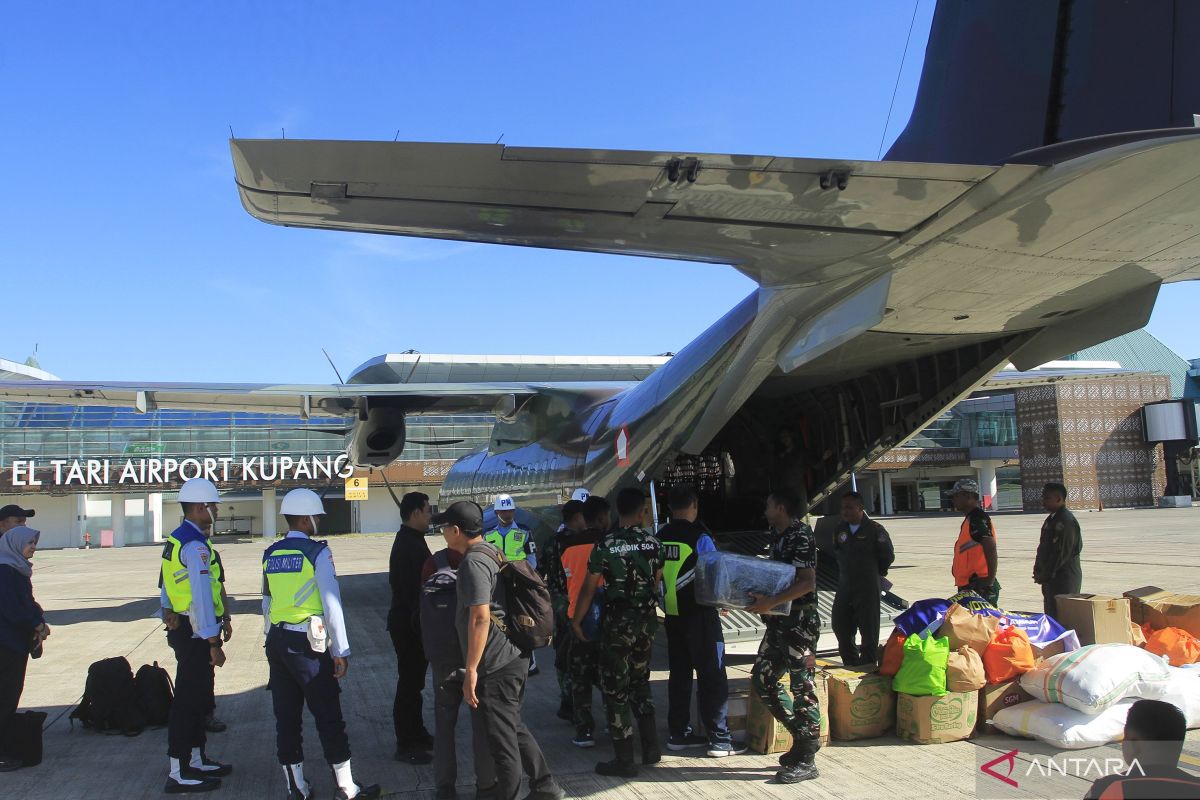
[664,609,730,744]
[474,656,555,800]
[391,625,429,745]
[0,645,29,756]
[266,627,351,765]
[831,586,881,666]
[166,618,212,760]
[432,661,496,792]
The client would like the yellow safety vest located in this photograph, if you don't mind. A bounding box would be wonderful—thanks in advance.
[161,524,224,618]
[485,526,529,562]
[263,537,328,625]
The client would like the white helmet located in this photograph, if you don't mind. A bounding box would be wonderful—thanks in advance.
[281,488,326,516]
[495,494,516,512]
[571,488,590,502]
[179,478,219,504]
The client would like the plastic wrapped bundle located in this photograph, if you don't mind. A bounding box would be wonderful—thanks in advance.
[694,550,795,616]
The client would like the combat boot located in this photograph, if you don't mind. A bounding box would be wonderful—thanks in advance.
[778,737,817,768]
[636,714,661,765]
[776,752,819,784]
[595,737,638,778]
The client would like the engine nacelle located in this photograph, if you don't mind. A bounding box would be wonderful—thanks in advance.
[348,405,407,467]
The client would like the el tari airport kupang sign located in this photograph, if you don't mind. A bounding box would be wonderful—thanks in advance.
[5,455,354,490]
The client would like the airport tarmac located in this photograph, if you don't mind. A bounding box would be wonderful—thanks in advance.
[5,505,1199,800]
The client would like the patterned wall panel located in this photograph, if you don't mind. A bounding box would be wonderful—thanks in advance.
[1015,376,1168,510]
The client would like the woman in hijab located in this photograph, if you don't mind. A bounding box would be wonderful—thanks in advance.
[0,525,49,772]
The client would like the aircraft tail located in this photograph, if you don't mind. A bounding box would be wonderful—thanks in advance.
[886,0,1200,165]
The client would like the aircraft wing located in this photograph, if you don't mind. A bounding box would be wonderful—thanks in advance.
[0,380,623,418]
[230,138,1009,287]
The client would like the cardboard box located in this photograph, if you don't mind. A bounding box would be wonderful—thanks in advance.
[977,679,1034,735]
[747,671,829,754]
[1054,594,1133,646]
[896,691,978,744]
[694,688,749,737]
[1031,638,1067,662]
[826,666,896,741]
[1124,586,1200,639]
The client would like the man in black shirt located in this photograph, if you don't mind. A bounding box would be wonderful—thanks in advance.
[388,491,434,764]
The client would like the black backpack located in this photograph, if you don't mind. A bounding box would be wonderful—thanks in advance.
[135,662,174,727]
[2,710,47,766]
[420,551,463,666]
[71,656,145,736]
[474,544,554,653]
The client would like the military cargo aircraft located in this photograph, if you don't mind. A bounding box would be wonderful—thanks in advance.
[4,0,1200,540]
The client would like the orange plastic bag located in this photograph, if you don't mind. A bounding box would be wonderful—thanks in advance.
[879,629,907,676]
[983,626,1035,684]
[1143,625,1200,666]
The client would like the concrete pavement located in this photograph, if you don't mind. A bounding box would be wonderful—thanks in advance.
[4,505,1199,799]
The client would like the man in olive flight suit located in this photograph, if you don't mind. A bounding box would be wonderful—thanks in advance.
[830,491,895,667]
[1033,481,1083,620]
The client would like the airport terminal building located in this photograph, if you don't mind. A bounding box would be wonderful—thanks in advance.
[0,336,1195,550]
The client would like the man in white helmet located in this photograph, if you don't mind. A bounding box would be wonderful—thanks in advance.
[484,494,539,674]
[158,477,232,794]
[262,488,380,800]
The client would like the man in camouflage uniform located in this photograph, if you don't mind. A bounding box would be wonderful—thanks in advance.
[572,487,663,779]
[748,488,821,785]
[538,499,588,722]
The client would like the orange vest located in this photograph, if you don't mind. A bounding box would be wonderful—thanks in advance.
[562,542,604,617]
[952,514,995,586]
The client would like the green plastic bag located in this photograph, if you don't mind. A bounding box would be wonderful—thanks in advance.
[892,630,950,697]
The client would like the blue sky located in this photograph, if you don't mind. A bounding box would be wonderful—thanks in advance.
[2,1,1196,383]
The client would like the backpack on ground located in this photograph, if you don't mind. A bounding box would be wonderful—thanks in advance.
[70,656,145,736]
[420,551,463,665]
[135,661,174,726]
[474,543,554,653]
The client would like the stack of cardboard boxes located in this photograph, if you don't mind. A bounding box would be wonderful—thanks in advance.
[738,587,1200,753]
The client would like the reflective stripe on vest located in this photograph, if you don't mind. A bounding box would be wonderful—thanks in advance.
[263,538,328,625]
[161,525,223,617]
[485,527,528,561]
[660,540,695,616]
[952,515,995,586]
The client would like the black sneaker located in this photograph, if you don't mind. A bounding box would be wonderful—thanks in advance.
[394,745,433,765]
[164,775,221,794]
[522,784,566,800]
[0,758,21,773]
[181,755,233,778]
[666,731,708,751]
[572,729,596,748]
[335,783,382,800]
